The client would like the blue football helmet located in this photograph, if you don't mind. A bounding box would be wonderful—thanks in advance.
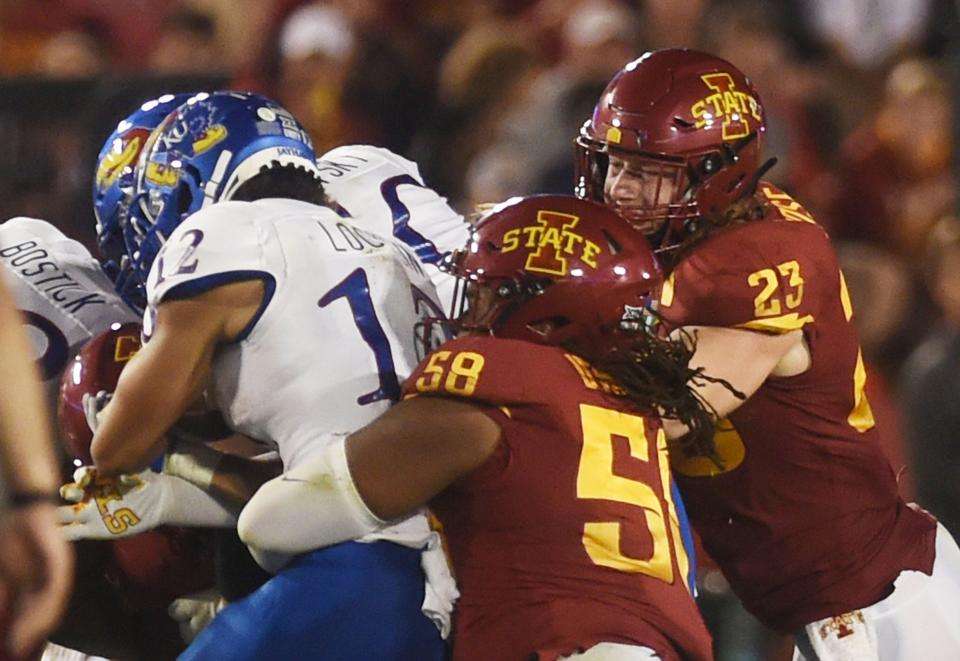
[126,91,318,285]
[94,93,194,310]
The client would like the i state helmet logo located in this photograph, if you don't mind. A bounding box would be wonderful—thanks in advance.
[690,73,763,140]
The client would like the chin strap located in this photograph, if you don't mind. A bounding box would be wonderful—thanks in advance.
[742,157,779,199]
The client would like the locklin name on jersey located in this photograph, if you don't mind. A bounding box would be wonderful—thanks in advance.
[0,239,111,314]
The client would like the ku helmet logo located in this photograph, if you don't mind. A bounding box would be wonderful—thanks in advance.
[690,72,763,140]
[501,210,602,276]
[96,128,150,189]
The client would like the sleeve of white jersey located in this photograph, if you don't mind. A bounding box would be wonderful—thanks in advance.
[317,145,470,259]
[145,202,283,341]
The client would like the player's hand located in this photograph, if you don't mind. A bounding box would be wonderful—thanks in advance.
[57,466,172,541]
[0,501,74,656]
[168,589,225,643]
[81,390,111,434]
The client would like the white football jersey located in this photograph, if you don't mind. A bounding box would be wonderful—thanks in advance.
[145,198,441,471]
[145,198,457,628]
[0,217,137,407]
[317,145,470,310]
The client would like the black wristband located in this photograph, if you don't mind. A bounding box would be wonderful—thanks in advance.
[8,490,60,507]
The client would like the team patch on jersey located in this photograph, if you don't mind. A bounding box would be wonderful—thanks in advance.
[501,210,602,276]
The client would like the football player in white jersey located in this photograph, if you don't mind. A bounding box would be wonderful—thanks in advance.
[316,144,470,309]
[71,91,450,660]
[0,218,137,411]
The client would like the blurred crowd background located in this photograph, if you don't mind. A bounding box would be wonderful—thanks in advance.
[1,1,958,659]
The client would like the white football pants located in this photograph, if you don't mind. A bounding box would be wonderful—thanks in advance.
[794,521,960,661]
[561,643,661,660]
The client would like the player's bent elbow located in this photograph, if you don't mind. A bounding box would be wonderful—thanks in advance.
[237,441,386,554]
[234,476,282,550]
[91,439,139,477]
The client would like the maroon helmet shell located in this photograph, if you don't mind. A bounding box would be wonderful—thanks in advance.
[109,527,216,611]
[57,323,216,611]
[444,194,661,357]
[575,49,766,243]
[58,322,143,465]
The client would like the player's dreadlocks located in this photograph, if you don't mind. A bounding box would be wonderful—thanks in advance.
[590,323,745,467]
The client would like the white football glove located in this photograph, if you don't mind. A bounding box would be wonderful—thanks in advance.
[57,465,172,541]
[81,390,111,434]
[168,589,226,643]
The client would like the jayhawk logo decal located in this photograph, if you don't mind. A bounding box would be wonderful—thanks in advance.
[95,127,151,190]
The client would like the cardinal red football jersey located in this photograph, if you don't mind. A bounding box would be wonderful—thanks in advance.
[403,336,712,661]
[659,183,936,632]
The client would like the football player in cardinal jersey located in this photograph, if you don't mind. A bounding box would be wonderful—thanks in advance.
[72,91,450,660]
[576,48,960,660]
[237,194,717,661]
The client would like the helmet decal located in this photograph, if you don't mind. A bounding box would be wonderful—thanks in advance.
[113,332,141,362]
[93,92,196,312]
[95,128,149,189]
[691,73,763,140]
[192,124,228,154]
[123,91,319,288]
[143,161,180,187]
[502,210,602,275]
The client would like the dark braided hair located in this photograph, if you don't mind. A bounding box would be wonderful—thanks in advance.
[590,324,745,468]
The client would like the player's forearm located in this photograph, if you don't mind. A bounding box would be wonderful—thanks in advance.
[212,454,281,505]
[166,440,281,507]
[0,293,59,494]
[92,341,210,475]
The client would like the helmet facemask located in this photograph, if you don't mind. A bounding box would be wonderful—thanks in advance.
[602,149,696,237]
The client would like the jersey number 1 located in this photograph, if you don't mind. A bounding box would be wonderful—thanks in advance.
[319,268,400,405]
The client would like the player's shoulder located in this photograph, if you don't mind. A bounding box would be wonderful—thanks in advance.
[662,184,838,330]
[317,144,422,186]
[177,198,330,232]
[0,216,67,241]
[0,216,94,261]
[403,336,621,405]
[147,201,296,306]
[685,191,829,273]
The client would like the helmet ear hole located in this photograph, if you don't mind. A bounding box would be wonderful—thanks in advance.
[701,154,723,177]
[176,180,194,215]
[495,281,518,298]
